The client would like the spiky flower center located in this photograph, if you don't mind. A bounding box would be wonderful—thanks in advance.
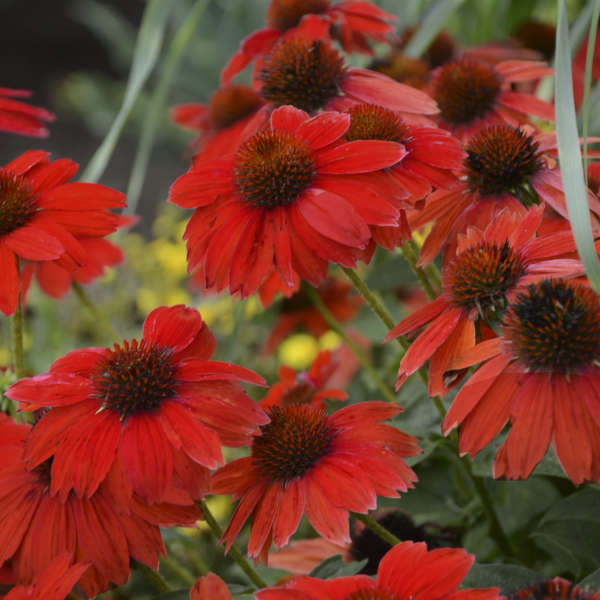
[345,104,410,143]
[252,404,333,482]
[432,59,501,127]
[209,85,262,130]
[503,279,600,373]
[344,590,398,600]
[234,130,316,208]
[267,0,330,31]
[465,125,543,199]
[259,38,345,113]
[92,339,178,419]
[446,241,526,316]
[370,52,429,89]
[0,171,37,236]
[508,577,597,600]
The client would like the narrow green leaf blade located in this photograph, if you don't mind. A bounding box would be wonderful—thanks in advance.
[554,0,600,293]
[404,0,466,59]
[80,0,173,183]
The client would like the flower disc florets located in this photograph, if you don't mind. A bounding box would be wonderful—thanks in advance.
[259,37,345,113]
[345,104,410,143]
[465,125,543,199]
[446,241,526,316]
[508,577,597,600]
[267,0,330,31]
[209,85,263,130]
[234,130,316,208]
[433,59,501,127]
[0,171,37,235]
[92,339,178,419]
[503,279,600,373]
[252,404,333,481]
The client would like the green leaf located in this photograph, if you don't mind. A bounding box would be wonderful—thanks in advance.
[539,487,600,526]
[309,555,367,579]
[462,563,544,595]
[554,0,600,294]
[80,0,173,183]
[404,0,466,59]
[152,591,189,600]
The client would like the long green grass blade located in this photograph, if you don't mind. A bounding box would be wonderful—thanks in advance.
[555,0,600,293]
[569,0,597,57]
[126,0,210,214]
[582,0,600,181]
[403,0,466,59]
[80,0,173,183]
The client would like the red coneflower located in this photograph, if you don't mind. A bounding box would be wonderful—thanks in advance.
[2,553,88,600]
[256,541,500,600]
[169,106,408,298]
[261,350,347,409]
[211,402,420,562]
[264,278,362,353]
[221,0,397,84]
[0,415,200,598]
[6,305,268,504]
[253,35,438,119]
[0,87,55,137]
[0,150,126,315]
[387,207,583,396]
[443,278,600,484]
[410,124,600,266]
[190,573,232,600]
[172,84,264,160]
[508,577,600,600]
[429,58,554,140]
[370,51,431,89]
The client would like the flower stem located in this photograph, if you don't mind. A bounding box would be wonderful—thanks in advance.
[402,239,438,301]
[160,555,197,586]
[133,560,171,593]
[303,285,398,403]
[354,513,401,546]
[198,500,268,590]
[11,292,25,381]
[72,282,120,342]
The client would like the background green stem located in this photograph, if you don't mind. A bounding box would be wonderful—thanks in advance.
[72,282,120,342]
[402,240,439,300]
[133,560,171,593]
[354,513,401,546]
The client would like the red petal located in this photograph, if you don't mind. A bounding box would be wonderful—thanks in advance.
[4,224,64,260]
[178,359,267,386]
[143,305,204,353]
[316,140,406,174]
[38,182,126,210]
[0,242,18,315]
[500,91,555,121]
[385,296,448,340]
[270,105,309,132]
[191,573,232,600]
[297,111,350,150]
[4,150,49,175]
[272,479,306,548]
[248,483,283,558]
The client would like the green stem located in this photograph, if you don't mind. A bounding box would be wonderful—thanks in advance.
[12,292,25,380]
[133,560,171,593]
[72,282,120,342]
[226,300,245,363]
[160,555,197,586]
[354,513,401,546]
[402,240,438,301]
[459,457,515,557]
[198,500,267,590]
[303,285,398,403]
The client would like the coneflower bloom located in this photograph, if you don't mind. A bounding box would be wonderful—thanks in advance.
[172,84,264,159]
[265,278,362,353]
[211,402,420,562]
[0,415,200,598]
[2,554,88,600]
[221,0,397,84]
[341,103,464,249]
[0,87,54,137]
[252,35,438,119]
[443,279,600,484]
[169,106,408,298]
[256,541,500,600]
[370,51,431,89]
[398,28,458,68]
[429,58,554,140]
[411,124,600,266]
[508,577,600,600]
[261,350,347,409]
[387,207,584,396]
[7,305,268,504]
[0,150,126,315]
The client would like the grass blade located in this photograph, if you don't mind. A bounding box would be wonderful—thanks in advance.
[80,0,173,183]
[403,0,466,59]
[555,0,600,293]
[582,0,600,180]
[126,0,210,214]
